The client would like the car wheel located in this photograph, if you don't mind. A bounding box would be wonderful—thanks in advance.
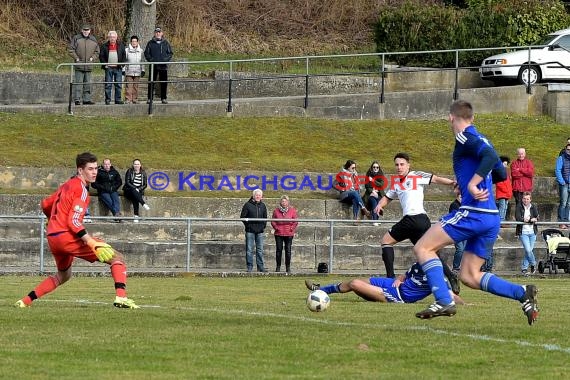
[517,65,541,85]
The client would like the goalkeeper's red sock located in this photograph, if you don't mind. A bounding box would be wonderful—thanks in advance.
[22,275,61,305]
[111,261,128,298]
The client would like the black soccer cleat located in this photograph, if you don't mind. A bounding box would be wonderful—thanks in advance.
[447,271,461,295]
[520,284,539,326]
[415,302,457,319]
[305,279,320,291]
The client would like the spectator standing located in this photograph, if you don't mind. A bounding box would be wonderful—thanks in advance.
[240,189,268,272]
[271,195,298,273]
[558,137,570,156]
[448,184,465,273]
[69,24,99,105]
[495,155,513,225]
[123,159,150,222]
[335,160,370,220]
[363,160,386,223]
[555,143,570,229]
[99,30,127,105]
[515,192,539,276]
[144,27,173,104]
[92,158,123,221]
[511,147,534,206]
[124,35,145,104]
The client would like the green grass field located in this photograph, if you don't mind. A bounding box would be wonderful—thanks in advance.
[0,112,567,177]
[1,275,569,379]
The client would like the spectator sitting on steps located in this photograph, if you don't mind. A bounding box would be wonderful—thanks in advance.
[91,158,123,222]
[335,160,370,221]
[123,159,150,223]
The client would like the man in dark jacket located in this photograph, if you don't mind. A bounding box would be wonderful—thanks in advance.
[144,27,174,104]
[69,24,100,105]
[99,30,127,105]
[92,158,123,220]
[240,189,268,272]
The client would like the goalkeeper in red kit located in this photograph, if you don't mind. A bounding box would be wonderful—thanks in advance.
[15,152,139,309]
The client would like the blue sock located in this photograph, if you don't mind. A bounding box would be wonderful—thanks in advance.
[480,273,525,301]
[319,283,340,294]
[422,258,453,305]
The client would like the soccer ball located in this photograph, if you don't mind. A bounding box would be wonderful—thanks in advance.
[306,290,330,312]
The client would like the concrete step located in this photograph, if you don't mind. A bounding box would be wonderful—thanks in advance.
[0,166,560,199]
[0,237,556,274]
[0,193,563,222]
[0,219,548,246]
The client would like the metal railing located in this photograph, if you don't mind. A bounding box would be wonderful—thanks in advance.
[2,214,383,273]
[55,43,570,115]
[0,214,561,274]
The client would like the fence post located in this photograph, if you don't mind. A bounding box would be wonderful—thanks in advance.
[227,61,233,113]
[526,47,533,94]
[147,63,154,115]
[454,50,459,100]
[304,57,309,109]
[40,215,46,273]
[329,220,334,274]
[379,54,385,104]
[68,65,75,114]
[186,218,192,271]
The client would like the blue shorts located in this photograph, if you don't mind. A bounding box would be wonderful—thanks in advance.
[441,209,500,259]
[368,277,404,303]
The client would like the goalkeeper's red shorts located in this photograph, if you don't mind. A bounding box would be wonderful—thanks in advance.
[47,232,104,270]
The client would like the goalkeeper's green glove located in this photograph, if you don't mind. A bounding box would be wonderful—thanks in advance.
[86,239,115,262]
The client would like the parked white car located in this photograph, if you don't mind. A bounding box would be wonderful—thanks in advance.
[480,28,570,85]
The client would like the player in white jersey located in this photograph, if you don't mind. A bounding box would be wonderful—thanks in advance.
[374,153,457,289]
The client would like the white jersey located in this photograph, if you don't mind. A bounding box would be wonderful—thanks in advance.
[384,171,433,216]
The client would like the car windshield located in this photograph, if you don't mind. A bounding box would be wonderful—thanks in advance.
[533,34,558,46]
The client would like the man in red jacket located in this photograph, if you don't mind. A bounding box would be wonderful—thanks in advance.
[511,148,534,206]
[496,156,513,225]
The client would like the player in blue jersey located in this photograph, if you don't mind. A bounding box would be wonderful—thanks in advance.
[304,262,464,304]
[412,100,539,325]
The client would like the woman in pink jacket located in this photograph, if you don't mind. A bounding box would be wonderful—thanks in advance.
[271,195,299,273]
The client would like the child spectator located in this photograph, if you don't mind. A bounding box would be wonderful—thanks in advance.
[448,184,465,273]
[515,192,538,276]
[495,155,513,226]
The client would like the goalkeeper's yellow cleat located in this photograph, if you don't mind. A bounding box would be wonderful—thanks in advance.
[14,300,29,308]
[113,296,140,309]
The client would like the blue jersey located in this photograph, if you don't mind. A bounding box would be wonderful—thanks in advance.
[369,262,433,303]
[453,125,501,214]
[399,262,431,303]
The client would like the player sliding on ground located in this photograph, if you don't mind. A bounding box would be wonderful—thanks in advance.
[305,262,464,305]
[412,100,538,325]
[14,152,139,309]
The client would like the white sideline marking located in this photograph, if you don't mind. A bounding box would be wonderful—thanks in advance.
[47,299,570,355]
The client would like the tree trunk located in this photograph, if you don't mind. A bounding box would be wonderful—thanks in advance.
[125,0,157,50]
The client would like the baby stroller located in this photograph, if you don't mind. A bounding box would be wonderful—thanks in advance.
[539,228,570,274]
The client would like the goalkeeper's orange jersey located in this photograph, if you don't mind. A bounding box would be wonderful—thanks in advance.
[42,176,90,236]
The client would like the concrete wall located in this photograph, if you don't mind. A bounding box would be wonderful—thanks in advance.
[0,215,556,273]
[0,69,489,104]
[0,166,560,199]
[547,92,570,124]
[0,192,561,222]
